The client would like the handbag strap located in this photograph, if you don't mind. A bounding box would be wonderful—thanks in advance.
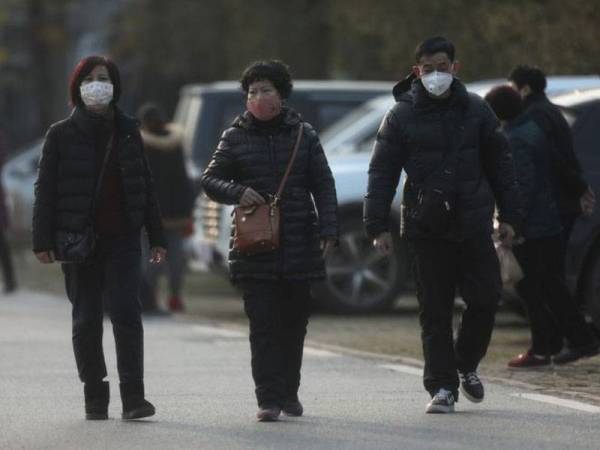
[273,123,303,204]
[92,133,116,209]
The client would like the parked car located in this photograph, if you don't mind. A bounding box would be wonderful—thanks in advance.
[174,80,393,172]
[552,88,600,330]
[1,140,43,245]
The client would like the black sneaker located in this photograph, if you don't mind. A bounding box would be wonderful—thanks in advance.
[459,371,484,403]
[553,342,600,365]
[426,388,455,414]
[282,397,303,417]
[256,404,281,422]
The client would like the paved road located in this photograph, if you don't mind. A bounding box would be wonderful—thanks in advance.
[1,290,599,450]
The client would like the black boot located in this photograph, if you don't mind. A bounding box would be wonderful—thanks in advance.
[120,382,155,420]
[84,381,109,420]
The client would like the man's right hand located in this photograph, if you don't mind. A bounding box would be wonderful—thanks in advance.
[239,187,266,206]
[373,232,393,256]
[35,251,55,264]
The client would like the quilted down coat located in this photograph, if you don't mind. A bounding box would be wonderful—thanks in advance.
[201,107,338,281]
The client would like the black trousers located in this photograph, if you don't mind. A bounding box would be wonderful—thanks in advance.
[0,229,16,291]
[410,234,501,398]
[513,234,595,355]
[62,233,144,385]
[240,279,311,407]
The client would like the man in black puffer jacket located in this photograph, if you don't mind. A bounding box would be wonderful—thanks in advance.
[364,37,522,414]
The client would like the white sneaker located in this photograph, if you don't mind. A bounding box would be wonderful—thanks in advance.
[426,388,455,414]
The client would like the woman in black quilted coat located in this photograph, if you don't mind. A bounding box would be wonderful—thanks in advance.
[201,60,338,422]
[32,56,166,421]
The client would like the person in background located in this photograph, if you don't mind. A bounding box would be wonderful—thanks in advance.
[364,36,522,414]
[137,103,195,313]
[509,65,597,364]
[201,60,338,422]
[32,56,166,421]
[508,65,595,257]
[485,86,599,369]
[0,127,17,294]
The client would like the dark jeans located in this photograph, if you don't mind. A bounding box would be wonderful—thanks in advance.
[410,234,501,398]
[62,233,144,385]
[513,234,595,355]
[240,279,312,407]
[0,229,16,291]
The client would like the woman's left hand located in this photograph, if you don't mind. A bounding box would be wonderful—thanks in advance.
[320,238,336,257]
[149,246,167,264]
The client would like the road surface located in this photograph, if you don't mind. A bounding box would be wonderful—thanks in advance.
[1,290,598,449]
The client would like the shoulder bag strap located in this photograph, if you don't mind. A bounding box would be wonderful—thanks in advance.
[273,123,304,204]
[92,133,115,209]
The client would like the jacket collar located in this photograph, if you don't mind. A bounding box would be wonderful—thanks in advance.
[393,75,469,112]
[233,106,302,131]
[71,106,139,138]
[523,91,549,109]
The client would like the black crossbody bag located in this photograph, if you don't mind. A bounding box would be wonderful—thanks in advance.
[54,134,115,263]
[412,119,464,236]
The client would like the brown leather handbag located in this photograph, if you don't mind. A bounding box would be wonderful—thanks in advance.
[232,124,304,256]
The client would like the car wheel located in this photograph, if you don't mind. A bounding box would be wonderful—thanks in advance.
[313,216,406,313]
[583,248,600,331]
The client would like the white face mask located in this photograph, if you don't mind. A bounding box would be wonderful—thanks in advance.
[80,81,114,107]
[420,71,453,97]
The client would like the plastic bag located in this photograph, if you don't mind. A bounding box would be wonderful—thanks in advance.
[496,244,524,286]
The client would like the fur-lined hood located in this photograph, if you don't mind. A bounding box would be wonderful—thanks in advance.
[140,123,184,151]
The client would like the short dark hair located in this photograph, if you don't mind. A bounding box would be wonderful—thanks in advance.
[484,85,524,121]
[415,36,455,62]
[68,56,121,107]
[508,64,547,94]
[240,60,293,99]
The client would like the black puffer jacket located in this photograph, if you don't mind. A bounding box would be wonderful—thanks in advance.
[364,77,522,241]
[201,107,338,281]
[32,107,165,253]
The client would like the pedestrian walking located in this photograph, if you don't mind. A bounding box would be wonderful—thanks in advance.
[485,86,599,368]
[32,56,166,421]
[0,127,17,294]
[364,36,522,414]
[201,60,338,422]
[137,102,195,313]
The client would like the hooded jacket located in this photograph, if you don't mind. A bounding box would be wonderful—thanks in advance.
[364,76,522,241]
[201,107,338,281]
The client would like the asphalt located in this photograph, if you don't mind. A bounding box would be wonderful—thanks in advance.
[1,290,599,450]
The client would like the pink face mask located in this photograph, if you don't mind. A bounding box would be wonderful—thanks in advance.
[246,96,282,121]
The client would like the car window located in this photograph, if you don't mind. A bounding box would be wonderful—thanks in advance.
[220,95,246,132]
[182,96,202,158]
[571,102,600,173]
[317,103,360,130]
